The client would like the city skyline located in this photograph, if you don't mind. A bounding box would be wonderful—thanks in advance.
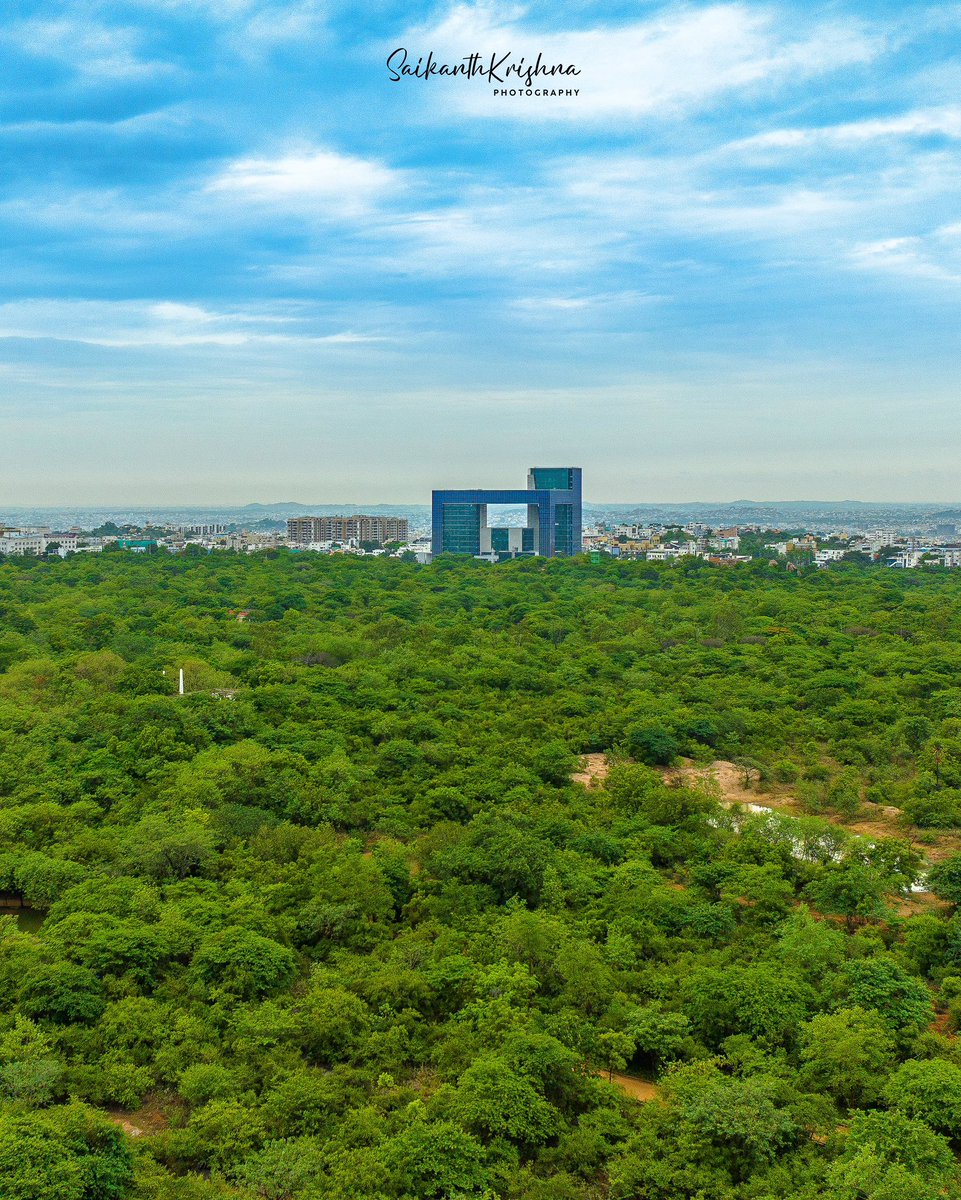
[2,1,961,503]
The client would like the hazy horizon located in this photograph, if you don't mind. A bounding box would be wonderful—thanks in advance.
[4,496,961,516]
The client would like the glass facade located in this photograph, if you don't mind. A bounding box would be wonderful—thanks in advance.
[553,504,575,557]
[529,467,575,491]
[441,504,482,555]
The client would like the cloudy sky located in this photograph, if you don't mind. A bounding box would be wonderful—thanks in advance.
[1,0,960,503]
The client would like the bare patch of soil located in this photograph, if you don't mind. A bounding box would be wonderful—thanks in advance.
[667,760,799,817]
[665,760,961,895]
[601,756,961,893]
[912,830,961,865]
[891,891,951,918]
[103,1097,169,1138]
[670,759,761,804]
[668,760,961,864]
[573,753,610,789]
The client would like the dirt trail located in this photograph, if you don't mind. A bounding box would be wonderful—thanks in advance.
[593,1069,659,1101]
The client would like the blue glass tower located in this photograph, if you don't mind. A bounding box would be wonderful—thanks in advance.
[432,467,582,559]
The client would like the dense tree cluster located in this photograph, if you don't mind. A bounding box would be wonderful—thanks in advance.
[2,551,961,1197]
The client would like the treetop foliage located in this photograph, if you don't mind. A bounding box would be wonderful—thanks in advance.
[1,552,961,1197]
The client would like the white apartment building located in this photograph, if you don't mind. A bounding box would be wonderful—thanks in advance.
[0,532,46,555]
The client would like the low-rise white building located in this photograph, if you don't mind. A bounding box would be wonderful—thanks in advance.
[0,532,46,555]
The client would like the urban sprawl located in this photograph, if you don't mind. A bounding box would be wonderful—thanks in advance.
[2,465,961,569]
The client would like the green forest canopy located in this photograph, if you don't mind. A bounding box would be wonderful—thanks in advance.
[3,551,961,1198]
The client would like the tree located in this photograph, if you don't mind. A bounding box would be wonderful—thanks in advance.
[604,763,706,824]
[624,1005,693,1068]
[191,928,296,999]
[8,547,961,1199]
[925,854,961,905]
[775,906,845,980]
[125,816,217,882]
[453,1055,561,1146]
[0,1116,84,1200]
[883,1058,961,1137]
[798,1007,896,1107]
[0,1015,62,1103]
[295,986,370,1064]
[19,963,105,1024]
[626,724,680,766]
[382,1120,490,1199]
[803,861,890,928]
[597,1030,635,1081]
[682,964,813,1048]
[838,958,933,1042]
[171,1100,266,1172]
[232,1137,327,1200]
[0,1104,133,1200]
[898,716,934,754]
[661,1060,799,1182]
[826,1110,957,1200]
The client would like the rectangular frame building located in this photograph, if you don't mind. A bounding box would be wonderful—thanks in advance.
[431,467,582,559]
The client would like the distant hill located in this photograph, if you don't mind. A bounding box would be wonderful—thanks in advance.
[2,498,958,535]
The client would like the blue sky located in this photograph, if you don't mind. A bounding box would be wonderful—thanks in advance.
[1,0,961,503]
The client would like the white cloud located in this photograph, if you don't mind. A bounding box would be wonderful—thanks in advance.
[136,0,322,29]
[509,290,658,316]
[848,233,961,283]
[237,1,326,49]
[548,131,961,273]
[729,107,961,152]
[0,18,178,83]
[140,0,329,57]
[381,200,596,271]
[555,152,858,239]
[206,147,401,217]
[0,300,386,348]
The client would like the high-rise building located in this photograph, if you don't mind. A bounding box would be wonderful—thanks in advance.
[287,515,409,546]
[431,467,582,559]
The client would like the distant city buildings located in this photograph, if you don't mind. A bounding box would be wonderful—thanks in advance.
[287,515,409,546]
[5,494,961,570]
[432,467,582,560]
[177,523,226,536]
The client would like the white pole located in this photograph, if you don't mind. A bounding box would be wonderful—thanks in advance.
[179,668,184,696]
